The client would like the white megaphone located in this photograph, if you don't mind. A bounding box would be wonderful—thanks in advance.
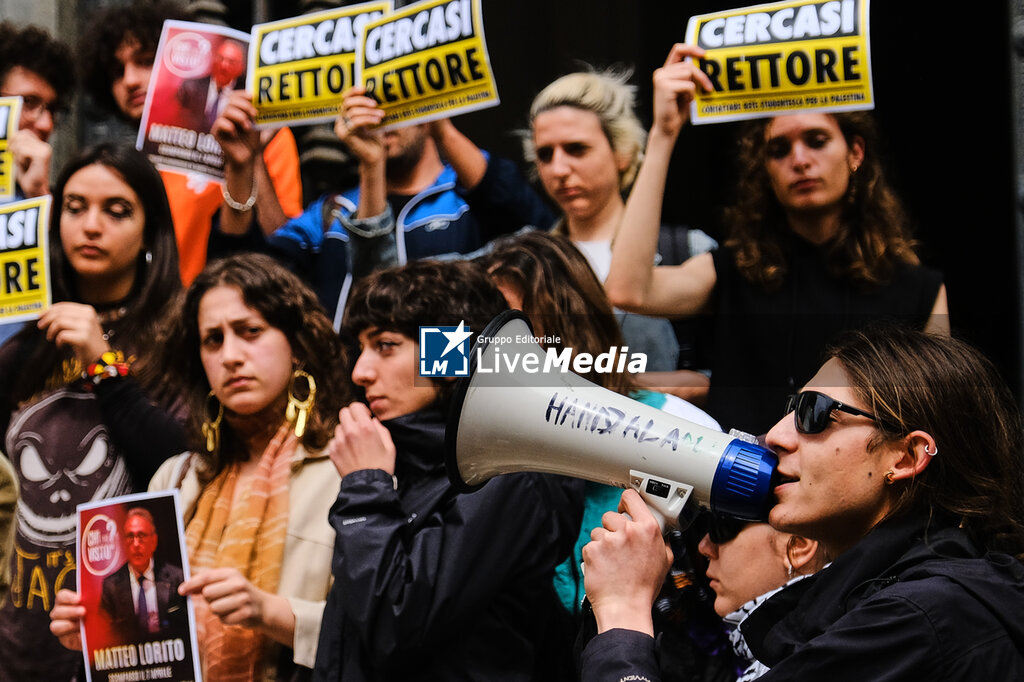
[445,311,777,530]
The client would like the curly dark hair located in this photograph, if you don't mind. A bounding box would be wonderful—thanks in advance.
[724,112,919,292]
[77,1,186,117]
[158,254,352,471]
[343,259,509,408]
[0,21,76,107]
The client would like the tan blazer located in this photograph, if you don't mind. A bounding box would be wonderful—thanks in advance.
[0,454,16,609]
[149,445,338,669]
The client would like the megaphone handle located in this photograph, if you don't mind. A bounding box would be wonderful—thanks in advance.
[629,469,698,534]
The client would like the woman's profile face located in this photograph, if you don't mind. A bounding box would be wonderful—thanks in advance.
[59,163,146,301]
[532,106,627,224]
[763,113,864,217]
[350,328,440,421]
[198,285,295,419]
[765,358,896,554]
[698,523,791,617]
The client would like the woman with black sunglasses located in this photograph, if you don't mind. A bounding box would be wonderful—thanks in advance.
[697,516,823,681]
[580,325,1024,681]
[605,43,947,436]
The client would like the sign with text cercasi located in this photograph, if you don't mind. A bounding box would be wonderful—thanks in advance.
[686,0,873,124]
[249,0,392,128]
[0,196,50,324]
[356,0,499,130]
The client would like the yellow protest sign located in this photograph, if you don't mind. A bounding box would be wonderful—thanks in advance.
[356,0,499,130]
[250,0,392,128]
[686,0,873,124]
[0,97,23,202]
[0,196,50,324]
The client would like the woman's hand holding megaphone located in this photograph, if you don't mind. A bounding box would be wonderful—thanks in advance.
[581,489,674,636]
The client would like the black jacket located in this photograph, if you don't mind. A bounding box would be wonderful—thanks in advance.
[580,513,1024,681]
[99,561,186,642]
[744,513,1024,681]
[312,409,583,682]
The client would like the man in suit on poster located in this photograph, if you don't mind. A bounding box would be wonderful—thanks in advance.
[100,507,185,641]
[176,38,245,133]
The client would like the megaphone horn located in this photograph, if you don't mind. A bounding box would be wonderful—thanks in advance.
[444,311,777,530]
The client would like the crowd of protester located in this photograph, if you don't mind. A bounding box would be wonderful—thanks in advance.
[1,5,1022,682]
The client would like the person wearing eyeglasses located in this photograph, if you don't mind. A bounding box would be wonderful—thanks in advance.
[99,507,185,642]
[0,21,75,202]
[580,325,1024,681]
[0,22,76,348]
[696,515,824,681]
[605,44,948,436]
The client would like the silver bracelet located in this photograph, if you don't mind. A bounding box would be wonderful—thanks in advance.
[222,176,257,212]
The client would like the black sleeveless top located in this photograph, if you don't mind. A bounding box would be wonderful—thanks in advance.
[706,233,943,436]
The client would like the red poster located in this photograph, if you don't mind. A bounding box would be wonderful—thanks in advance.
[136,20,250,181]
[77,491,201,682]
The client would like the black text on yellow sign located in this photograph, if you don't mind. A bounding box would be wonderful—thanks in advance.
[0,105,10,141]
[365,44,484,104]
[256,62,353,106]
[0,98,21,202]
[697,42,862,95]
[685,0,871,123]
[358,0,498,127]
[0,204,43,297]
[250,2,390,126]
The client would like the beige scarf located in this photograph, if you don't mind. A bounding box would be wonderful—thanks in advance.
[185,422,296,681]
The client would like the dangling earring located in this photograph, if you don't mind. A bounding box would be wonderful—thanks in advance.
[201,390,223,455]
[785,560,795,580]
[884,469,896,485]
[286,370,317,438]
[145,250,153,265]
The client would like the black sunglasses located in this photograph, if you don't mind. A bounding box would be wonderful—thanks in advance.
[706,514,750,544]
[785,390,876,434]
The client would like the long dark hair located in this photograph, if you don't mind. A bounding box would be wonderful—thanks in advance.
[5,142,181,405]
[830,326,1024,558]
[724,112,919,291]
[160,254,351,471]
[483,231,636,395]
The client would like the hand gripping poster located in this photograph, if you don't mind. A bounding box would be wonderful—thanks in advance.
[136,20,251,180]
[77,491,201,682]
[0,196,50,324]
[355,0,500,130]
[249,0,392,128]
[686,0,873,124]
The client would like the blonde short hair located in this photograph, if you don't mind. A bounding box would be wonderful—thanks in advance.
[524,68,646,190]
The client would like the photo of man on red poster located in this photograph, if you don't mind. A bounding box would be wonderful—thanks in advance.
[136,20,250,180]
[75,491,200,682]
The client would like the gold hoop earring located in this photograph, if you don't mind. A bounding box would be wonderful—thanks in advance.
[884,469,895,485]
[286,370,317,438]
[201,390,223,455]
